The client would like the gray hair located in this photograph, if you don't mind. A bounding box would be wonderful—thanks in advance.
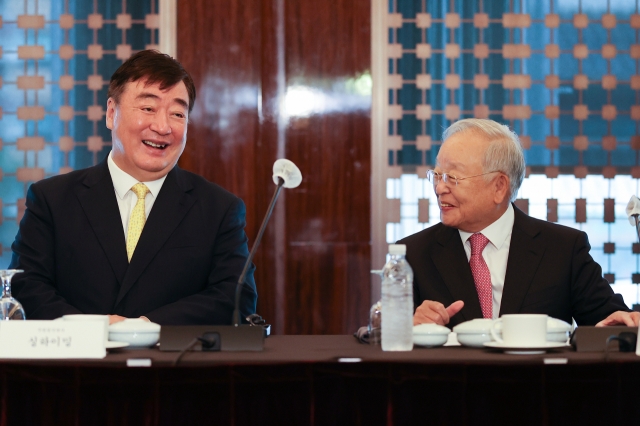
[442,118,525,202]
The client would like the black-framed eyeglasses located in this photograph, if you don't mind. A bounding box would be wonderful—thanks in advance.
[426,170,500,186]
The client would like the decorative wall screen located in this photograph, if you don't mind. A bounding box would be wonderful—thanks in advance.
[381,0,640,306]
[0,0,159,267]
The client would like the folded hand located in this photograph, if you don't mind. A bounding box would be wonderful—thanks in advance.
[108,314,127,325]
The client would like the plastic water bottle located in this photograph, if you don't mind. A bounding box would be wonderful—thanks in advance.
[381,244,414,351]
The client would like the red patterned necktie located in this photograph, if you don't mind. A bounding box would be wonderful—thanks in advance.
[469,233,492,319]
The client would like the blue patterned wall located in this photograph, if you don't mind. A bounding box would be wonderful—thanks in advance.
[0,0,158,267]
[383,0,640,305]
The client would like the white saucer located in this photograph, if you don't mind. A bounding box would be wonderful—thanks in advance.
[483,341,567,355]
[105,341,130,349]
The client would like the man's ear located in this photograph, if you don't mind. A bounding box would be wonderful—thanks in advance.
[493,173,510,204]
[106,98,116,130]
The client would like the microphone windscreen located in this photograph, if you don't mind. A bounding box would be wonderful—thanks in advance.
[272,159,303,188]
[626,195,640,225]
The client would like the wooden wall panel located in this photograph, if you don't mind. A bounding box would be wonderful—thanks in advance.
[177,0,283,332]
[177,0,264,208]
[178,0,371,334]
[287,243,371,334]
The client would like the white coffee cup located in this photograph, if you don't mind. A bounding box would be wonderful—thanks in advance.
[490,314,548,346]
[62,314,110,343]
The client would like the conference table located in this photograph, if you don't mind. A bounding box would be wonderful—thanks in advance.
[1,335,639,425]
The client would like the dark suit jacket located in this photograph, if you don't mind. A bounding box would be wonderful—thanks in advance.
[9,159,257,325]
[399,206,629,328]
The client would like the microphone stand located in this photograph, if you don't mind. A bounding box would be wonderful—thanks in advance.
[233,177,284,326]
[159,160,301,353]
[160,179,284,353]
[633,215,640,313]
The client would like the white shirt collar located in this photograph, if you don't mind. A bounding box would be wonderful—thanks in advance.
[107,151,167,199]
[459,203,515,250]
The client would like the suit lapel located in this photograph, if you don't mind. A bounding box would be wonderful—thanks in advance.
[431,226,483,321]
[75,160,129,285]
[115,167,196,306]
[499,207,546,315]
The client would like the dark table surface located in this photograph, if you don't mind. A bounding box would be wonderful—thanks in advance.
[2,335,640,426]
[1,334,637,367]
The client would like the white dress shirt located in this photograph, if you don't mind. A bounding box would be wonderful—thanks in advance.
[458,203,514,319]
[107,152,167,241]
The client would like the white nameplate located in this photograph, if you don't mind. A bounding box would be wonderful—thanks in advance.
[544,358,568,364]
[127,358,152,367]
[0,320,106,359]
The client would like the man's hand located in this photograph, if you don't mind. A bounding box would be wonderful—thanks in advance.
[413,300,464,326]
[108,314,126,325]
[595,310,640,327]
[108,315,150,324]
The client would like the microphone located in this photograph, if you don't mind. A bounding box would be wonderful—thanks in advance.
[626,195,640,243]
[159,159,302,354]
[232,159,303,326]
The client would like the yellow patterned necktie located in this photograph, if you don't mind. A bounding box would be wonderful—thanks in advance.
[126,183,150,262]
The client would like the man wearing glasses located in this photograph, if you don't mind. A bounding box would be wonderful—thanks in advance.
[400,118,639,328]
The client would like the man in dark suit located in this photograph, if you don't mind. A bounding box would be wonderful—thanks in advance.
[402,118,638,328]
[10,50,257,325]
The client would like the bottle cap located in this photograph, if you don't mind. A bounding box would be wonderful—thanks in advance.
[388,244,406,255]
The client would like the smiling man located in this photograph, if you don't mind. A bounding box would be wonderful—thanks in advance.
[400,118,638,328]
[9,50,257,325]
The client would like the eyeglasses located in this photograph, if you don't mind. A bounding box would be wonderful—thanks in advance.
[426,170,500,186]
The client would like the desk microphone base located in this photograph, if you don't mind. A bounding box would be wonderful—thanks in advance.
[159,325,264,352]
[570,326,637,352]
